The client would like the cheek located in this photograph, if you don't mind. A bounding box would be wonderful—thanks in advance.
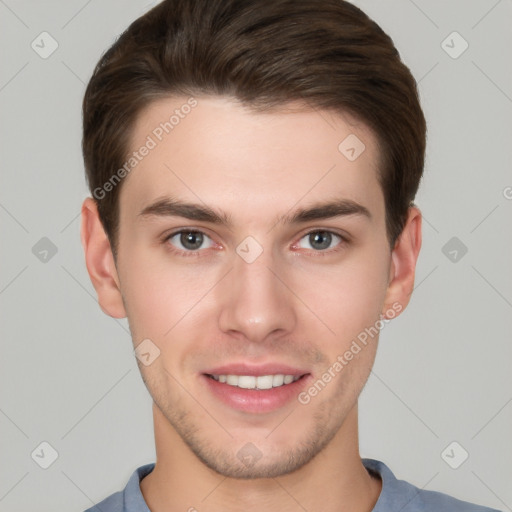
[118,247,217,342]
[292,247,390,343]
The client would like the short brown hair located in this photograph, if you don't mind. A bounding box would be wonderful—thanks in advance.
[82,0,426,257]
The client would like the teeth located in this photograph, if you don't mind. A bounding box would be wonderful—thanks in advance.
[256,375,273,390]
[226,375,238,386]
[283,375,294,385]
[272,374,284,387]
[210,374,301,389]
[237,376,256,389]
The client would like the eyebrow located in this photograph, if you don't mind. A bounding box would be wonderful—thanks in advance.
[138,197,371,226]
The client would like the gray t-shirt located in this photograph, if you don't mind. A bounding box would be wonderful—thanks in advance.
[84,458,501,512]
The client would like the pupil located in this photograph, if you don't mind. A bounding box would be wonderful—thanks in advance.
[181,231,203,250]
[310,231,331,250]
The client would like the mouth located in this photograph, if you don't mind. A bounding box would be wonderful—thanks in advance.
[201,365,311,413]
[206,373,304,389]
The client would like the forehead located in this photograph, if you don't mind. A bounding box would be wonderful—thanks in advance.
[119,95,385,227]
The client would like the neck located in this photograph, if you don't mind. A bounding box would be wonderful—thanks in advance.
[140,402,382,512]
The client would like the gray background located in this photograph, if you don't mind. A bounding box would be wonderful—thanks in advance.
[0,0,511,510]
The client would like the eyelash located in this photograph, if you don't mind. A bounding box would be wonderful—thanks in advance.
[162,228,349,258]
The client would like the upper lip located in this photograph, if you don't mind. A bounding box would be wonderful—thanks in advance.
[203,363,309,377]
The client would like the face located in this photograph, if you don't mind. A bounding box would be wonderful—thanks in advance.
[111,95,396,478]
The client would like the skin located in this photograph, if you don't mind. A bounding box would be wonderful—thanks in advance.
[81,95,422,512]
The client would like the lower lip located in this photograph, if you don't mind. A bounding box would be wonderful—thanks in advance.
[202,374,311,413]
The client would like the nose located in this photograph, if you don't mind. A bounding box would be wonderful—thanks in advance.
[217,245,297,344]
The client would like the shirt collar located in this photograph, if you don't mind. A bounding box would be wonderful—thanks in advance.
[122,458,414,511]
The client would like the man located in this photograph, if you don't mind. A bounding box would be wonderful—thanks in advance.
[80,0,500,510]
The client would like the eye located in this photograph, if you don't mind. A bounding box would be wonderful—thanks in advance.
[297,230,343,251]
[167,230,214,252]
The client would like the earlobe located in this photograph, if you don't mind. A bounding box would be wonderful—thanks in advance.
[381,206,422,319]
[80,197,127,319]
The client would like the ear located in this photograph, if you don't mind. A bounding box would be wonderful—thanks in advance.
[80,197,127,319]
[381,206,422,318]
